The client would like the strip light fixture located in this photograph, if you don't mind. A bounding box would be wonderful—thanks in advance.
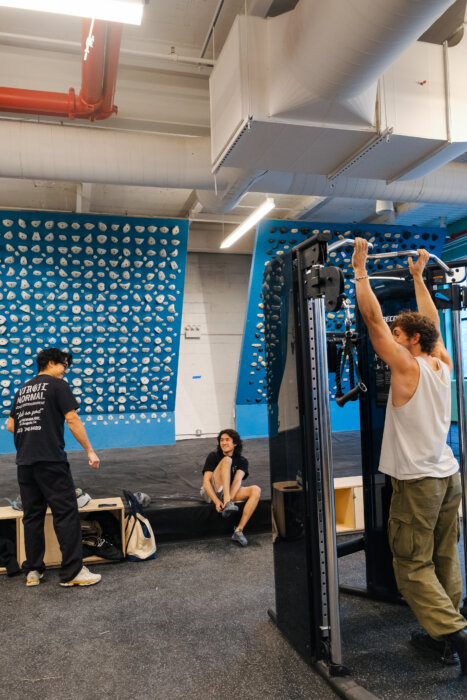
[0,0,145,25]
[220,198,275,249]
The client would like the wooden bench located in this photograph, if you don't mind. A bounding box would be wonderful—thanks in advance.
[0,497,125,573]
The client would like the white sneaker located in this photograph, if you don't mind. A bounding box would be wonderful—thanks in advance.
[26,570,44,587]
[60,565,101,587]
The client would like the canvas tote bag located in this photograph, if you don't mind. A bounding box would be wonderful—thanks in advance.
[123,489,157,561]
[124,512,157,561]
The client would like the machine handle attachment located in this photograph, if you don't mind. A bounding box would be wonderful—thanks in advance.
[335,382,367,407]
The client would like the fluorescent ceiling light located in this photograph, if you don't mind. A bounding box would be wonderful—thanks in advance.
[0,0,145,25]
[220,198,275,249]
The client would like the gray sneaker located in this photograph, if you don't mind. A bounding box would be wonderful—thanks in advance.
[232,529,248,547]
[75,488,91,508]
[26,570,44,587]
[221,501,239,518]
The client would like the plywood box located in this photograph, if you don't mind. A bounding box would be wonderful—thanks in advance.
[17,497,126,568]
[334,476,364,533]
[272,476,364,538]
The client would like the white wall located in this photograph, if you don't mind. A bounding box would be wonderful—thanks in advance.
[175,252,251,438]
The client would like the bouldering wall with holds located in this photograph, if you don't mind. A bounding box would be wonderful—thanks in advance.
[236,220,446,438]
[0,212,188,451]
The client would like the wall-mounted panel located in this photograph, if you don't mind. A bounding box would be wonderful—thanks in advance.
[0,211,188,452]
[236,220,446,438]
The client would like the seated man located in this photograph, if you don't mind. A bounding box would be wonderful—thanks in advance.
[201,428,261,547]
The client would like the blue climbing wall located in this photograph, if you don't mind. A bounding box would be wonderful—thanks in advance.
[0,211,188,452]
[236,220,447,438]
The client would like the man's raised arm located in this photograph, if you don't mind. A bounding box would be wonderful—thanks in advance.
[351,239,403,368]
[409,249,451,367]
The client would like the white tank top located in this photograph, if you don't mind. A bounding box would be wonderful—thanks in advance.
[379,356,459,480]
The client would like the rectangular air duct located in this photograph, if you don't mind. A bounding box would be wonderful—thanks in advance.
[210,4,467,184]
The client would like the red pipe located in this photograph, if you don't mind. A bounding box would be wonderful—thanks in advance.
[96,22,122,120]
[0,87,76,117]
[0,19,120,121]
[78,18,107,110]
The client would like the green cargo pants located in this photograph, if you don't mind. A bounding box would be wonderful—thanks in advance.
[389,472,466,639]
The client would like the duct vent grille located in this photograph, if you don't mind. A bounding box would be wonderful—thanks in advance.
[213,118,251,173]
[327,128,393,182]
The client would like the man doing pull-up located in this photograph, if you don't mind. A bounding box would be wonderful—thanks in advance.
[352,240,467,674]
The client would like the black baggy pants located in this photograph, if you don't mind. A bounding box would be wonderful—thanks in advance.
[17,461,83,582]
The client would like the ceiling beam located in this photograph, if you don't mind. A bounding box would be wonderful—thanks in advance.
[189,212,245,225]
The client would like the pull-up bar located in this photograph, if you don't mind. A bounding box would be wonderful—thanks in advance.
[327,238,452,275]
[368,249,452,275]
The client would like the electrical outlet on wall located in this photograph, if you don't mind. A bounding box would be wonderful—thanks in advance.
[185,324,201,339]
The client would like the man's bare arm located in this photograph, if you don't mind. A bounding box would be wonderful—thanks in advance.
[409,250,440,327]
[64,410,100,469]
[352,239,410,371]
[6,417,14,434]
[409,249,451,367]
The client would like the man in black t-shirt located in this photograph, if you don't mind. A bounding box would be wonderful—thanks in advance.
[201,428,261,547]
[7,347,101,588]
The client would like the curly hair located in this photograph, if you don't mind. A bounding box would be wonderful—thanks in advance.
[217,428,243,456]
[36,347,73,372]
[390,311,439,354]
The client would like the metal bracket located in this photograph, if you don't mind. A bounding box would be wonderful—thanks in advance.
[298,231,332,268]
[304,265,345,312]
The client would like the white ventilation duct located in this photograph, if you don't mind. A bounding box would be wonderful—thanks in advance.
[269,0,456,119]
[201,0,462,214]
[4,120,467,207]
[3,118,467,209]
[209,0,467,192]
[252,162,467,205]
[195,168,268,214]
[0,120,218,189]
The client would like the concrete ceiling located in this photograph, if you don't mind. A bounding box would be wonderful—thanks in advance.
[0,0,466,252]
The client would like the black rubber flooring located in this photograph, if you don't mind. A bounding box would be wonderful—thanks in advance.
[1,431,466,698]
[1,531,465,700]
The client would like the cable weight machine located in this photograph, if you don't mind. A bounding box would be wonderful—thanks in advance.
[265,232,467,694]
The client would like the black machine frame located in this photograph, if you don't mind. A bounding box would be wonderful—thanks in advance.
[266,233,467,695]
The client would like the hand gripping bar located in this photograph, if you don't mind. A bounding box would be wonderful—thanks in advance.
[367,249,452,275]
[328,239,374,253]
